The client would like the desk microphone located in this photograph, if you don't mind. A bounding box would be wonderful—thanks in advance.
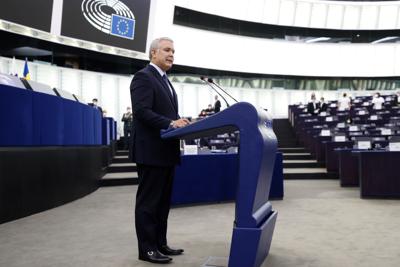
[200,76,230,108]
[207,78,239,103]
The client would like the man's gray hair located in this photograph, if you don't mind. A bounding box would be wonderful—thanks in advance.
[148,37,173,60]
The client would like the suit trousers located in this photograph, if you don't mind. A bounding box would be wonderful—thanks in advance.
[135,163,175,254]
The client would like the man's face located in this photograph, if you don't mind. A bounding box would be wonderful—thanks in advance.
[151,40,175,72]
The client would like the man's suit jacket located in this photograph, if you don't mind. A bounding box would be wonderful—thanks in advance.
[130,64,180,167]
[319,102,328,112]
[214,100,221,112]
[307,101,319,114]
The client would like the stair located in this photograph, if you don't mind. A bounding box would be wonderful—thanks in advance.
[280,147,337,179]
[276,119,337,179]
[273,119,298,148]
[100,150,139,187]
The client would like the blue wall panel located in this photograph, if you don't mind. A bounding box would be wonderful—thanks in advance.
[0,85,33,146]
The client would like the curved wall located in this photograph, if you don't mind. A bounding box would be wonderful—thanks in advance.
[149,0,400,77]
[175,0,400,30]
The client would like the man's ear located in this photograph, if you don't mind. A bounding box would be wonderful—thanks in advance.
[150,49,156,59]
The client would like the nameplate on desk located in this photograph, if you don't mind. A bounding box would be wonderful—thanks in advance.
[184,145,198,155]
[389,142,400,151]
[320,111,327,116]
[363,102,370,106]
[381,129,392,135]
[210,149,227,153]
[370,115,378,120]
[349,126,359,131]
[358,110,366,115]
[337,122,346,128]
[320,130,331,136]
[334,136,346,142]
[329,104,337,108]
[357,141,371,150]
[325,117,333,122]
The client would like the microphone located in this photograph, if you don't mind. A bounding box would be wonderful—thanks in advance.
[200,76,230,108]
[207,78,238,103]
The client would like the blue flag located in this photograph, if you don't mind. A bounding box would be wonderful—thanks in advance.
[110,14,135,40]
[23,58,30,80]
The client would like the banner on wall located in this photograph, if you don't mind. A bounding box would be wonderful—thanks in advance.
[0,0,53,32]
[61,0,151,52]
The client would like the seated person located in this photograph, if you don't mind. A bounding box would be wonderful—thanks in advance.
[88,98,103,113]
[198,110,207,118]
[205,104,215,115]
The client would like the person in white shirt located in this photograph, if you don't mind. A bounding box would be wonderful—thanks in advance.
[371,92,385,110]
[338,93,351,111]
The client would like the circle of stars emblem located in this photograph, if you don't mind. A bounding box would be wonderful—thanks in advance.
[117,19,129,35]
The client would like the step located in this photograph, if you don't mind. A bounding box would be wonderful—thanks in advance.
[112,155,130,164]
[283,168,338,179]
[115,150,129,156]
[107,162,137,173]
[279,148,308,153]
[282,159,324,168]
[100,172,139,187]
[278,141,299,147]
[283,154,313,160]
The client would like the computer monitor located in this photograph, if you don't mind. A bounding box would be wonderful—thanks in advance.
[0,73,26,89]
[27,80,57,96]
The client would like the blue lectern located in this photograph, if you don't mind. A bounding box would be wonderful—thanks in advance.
[162,102,278,267]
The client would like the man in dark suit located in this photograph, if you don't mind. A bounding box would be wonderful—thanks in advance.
[214,95,221,112]
[130,37,189,264]
[121,107,133,150]
[307,93,319,115]
[319,97,328,113]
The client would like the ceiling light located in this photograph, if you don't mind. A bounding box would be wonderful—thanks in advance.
[305,37,331,43]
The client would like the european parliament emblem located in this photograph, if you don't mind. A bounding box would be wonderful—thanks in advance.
[81,0,136,40]
[110,14,135,39]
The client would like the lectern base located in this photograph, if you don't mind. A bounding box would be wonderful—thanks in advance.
[228,211,278,267]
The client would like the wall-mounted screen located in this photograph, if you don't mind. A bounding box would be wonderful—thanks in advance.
[61,0,151,52]
[0,0,53,32]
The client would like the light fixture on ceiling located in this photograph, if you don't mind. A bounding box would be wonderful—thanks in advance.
[371,36,399,44]
[305,37,331,43]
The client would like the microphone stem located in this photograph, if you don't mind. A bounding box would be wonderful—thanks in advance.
[201,79,230,108]
[210,81,239,103]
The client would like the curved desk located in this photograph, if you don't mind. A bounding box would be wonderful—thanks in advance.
[172,152,283,205]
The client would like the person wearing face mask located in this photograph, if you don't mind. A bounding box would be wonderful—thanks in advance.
[130,37,190,264]
[121,107,133,150]
[371,92,385,110]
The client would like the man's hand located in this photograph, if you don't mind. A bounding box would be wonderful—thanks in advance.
[171,118,190,128]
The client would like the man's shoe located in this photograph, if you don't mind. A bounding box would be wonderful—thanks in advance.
[158,245,184,256]
[139,250,172,264]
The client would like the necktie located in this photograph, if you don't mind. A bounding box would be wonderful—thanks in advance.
[162,74,173,96]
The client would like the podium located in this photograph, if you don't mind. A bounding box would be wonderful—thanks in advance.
[162,102,278,267]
